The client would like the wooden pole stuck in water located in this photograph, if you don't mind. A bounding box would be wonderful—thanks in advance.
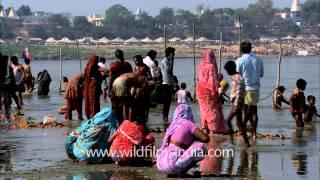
[238,16,242,57]
[59,43,62,92]
[192,22,197,100]
[163,24,167,51]
[219,32,223,73]
[76,42,82,75]
[276,40,282,88]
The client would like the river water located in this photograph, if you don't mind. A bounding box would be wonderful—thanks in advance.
[0,56,319,179]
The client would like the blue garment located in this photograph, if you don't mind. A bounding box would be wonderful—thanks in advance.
[236,53,264,91]
[65,108,118,163]
[161,57,174,85]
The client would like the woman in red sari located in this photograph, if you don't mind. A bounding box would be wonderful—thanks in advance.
[197,49,230,134]
[65,75,83,120]
[83,55,102,119]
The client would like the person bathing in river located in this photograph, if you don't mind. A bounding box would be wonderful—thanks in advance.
[83,55,102,119]
[224,61,250,147]
[156,104,209,176]
[304,95,320,122]
[65,75,84,121]
[290,79,307,128]
[175,83,193,104]
[108,49,133,121]
[273,86,290,110]
[22,58,33,93]
[112,72,147,124]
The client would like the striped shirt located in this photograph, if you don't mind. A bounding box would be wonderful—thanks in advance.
[230,74,245,109]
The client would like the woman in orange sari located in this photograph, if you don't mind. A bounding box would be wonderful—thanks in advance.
[83,55,102,119]
[197,50,229,134]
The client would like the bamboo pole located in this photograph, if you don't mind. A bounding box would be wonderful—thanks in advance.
[164,24,167,51]
[276,40,282,88]
[59,44,62,92]
[219,32,223,73]
[96,42,99,56]
[76,42,82,75]
[192,23,197,100]
[238,16,242,57]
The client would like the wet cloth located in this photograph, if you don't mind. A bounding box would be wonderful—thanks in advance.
[36,70,51,95]
[109,120,154,164]
[230,74,245,109]
[65,108,118,163]
[83,56,102,119]
[236,53,264,91]
[196,50,229,134]
[156,104,207,174]
[244,90,260,106]
[176,89,189,104]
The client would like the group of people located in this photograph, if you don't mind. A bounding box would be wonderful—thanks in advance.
[0,52,53,120]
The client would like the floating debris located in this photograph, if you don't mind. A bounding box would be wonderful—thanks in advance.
[234,130,290,140]
[9,114,66,129]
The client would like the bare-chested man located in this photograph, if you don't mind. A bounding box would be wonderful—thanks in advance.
[22,58,33,93]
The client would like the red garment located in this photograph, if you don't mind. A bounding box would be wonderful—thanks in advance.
[197,50,229,134]
[109,120,154,163]
[109,61,133,83]
[83,56,102,119]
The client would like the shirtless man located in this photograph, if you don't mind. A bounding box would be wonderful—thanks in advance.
[22,58,33,93]
[11,56,25,109]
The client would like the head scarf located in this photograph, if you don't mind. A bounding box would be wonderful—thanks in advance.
[157,104,195,155]
[198,49,220,91]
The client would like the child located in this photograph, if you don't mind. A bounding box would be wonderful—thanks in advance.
[290,79,307,128]
[273,86,290,110]
[224,61,250,147]
[175,82,193,104]
[304,95,320,122]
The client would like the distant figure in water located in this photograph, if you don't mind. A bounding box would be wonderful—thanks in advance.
[175,83,193,104]
[83,55,102,119]
[65,75,83,120]
[304,95,320,122]
[290,79,307,128]
[273,86,290,110]
[224,61,250,147]
[36,70,52,96]
[22,58,33,93]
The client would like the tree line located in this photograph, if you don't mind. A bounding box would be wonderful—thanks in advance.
[1,0,319,40]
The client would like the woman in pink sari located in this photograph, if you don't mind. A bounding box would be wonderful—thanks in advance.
[197,49,230,134]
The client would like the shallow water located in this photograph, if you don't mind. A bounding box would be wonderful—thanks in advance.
[0,56,319,179]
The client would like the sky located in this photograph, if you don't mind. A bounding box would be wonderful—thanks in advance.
[1,0,305,16]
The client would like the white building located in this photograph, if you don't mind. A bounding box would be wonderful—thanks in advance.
[87,14,104,27]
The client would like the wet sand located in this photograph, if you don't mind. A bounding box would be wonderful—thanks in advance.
[0,56,319,179]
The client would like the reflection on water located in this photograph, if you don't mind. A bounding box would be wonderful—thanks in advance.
[292,153,308,175]
[65,170,147,180]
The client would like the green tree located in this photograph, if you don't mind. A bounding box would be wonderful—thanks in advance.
[48,14,70,28]
[156,7,175,26]
[302,0,320,26]
[16,5,32,16]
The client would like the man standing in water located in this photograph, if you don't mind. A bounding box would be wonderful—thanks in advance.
[236,42,264,140]
[11,56,24,110]
[22,58,33,93]
[160,47,175,121]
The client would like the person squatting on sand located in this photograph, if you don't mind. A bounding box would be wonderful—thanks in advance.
[156,104,209,175]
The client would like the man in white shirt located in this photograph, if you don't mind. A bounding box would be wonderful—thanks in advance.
[143,50,160,79]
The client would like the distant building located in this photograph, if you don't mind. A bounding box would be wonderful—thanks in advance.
[87,14,104,27]
[135,7,142,21]
[291,0,302,26]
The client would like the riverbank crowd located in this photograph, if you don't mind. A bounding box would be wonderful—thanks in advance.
[0,42,319,176]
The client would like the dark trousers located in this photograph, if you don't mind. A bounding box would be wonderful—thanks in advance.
[161,84,173,120]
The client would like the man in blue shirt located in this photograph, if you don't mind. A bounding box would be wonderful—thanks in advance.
[160,47,175,121]
[236,42,264,140]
